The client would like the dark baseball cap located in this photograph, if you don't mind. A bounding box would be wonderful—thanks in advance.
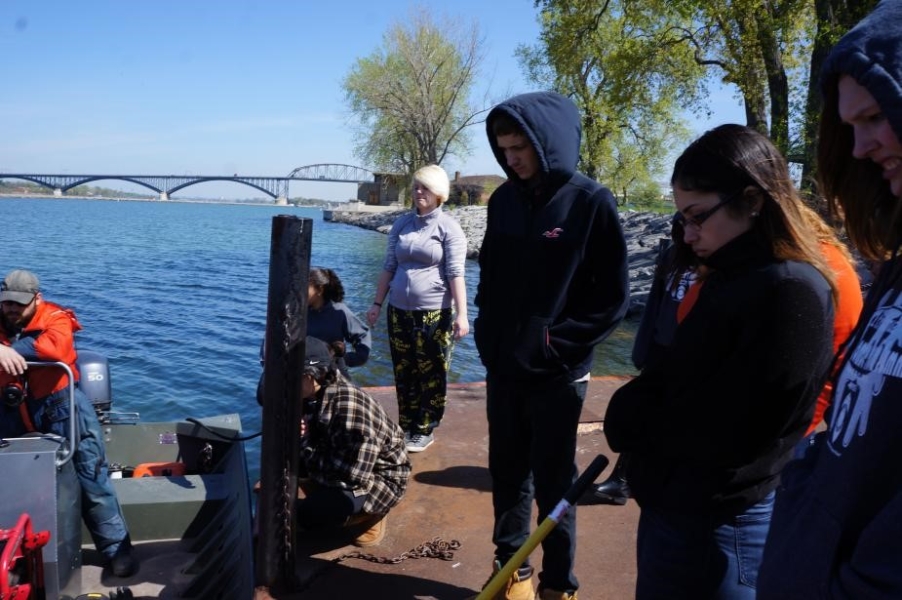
[1,270,40,304]
[304,336,335,368]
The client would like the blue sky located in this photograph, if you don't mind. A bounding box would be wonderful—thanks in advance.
[0,1,744,202]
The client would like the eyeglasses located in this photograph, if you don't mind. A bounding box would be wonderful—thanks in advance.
[674,190,743,230]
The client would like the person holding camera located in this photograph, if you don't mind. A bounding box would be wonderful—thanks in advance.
[0,269,137,577]
[294,336,410,546]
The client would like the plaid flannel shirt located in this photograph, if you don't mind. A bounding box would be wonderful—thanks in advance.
[303,376,411,514]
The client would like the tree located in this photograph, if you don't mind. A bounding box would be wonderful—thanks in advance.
[520,0,704,203]
[342,8,487,180]
[524,0,879,195]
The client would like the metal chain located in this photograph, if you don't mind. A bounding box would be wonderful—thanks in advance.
[278,317,294,562]
[332,537,461,565]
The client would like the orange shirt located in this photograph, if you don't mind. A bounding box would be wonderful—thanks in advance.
[807,243,863,435]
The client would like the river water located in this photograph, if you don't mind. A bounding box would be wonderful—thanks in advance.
[0,196,637,477]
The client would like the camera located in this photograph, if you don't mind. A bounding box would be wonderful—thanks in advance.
[2,381,25,407]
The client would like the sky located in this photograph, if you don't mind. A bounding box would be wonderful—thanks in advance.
[0,1,745,202]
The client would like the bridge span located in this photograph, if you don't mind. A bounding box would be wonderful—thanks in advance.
[0,164,382,203]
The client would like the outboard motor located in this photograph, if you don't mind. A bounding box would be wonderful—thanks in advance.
[76,350,111,416]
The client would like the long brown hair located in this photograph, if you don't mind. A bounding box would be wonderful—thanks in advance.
[671,124,837,300]
[818,75,902,260]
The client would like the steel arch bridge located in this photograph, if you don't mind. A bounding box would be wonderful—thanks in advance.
[0,164,380,201]
[285,164,374,184]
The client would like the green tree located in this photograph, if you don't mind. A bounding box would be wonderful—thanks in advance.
[524,0,878,194]
[520,0,704,203]
[342,8,487,179]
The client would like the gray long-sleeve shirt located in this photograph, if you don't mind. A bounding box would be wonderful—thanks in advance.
[383,207,466,311]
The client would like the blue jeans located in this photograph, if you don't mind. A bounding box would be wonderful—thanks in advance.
[486,374,587,592]
[6,387,130,558]
[636,491,775,600]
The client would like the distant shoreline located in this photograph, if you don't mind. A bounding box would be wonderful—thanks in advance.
[0,193,331,208]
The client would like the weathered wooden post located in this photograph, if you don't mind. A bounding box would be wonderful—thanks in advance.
[255,215,312,594]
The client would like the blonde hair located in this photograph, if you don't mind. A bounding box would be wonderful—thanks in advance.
[413,164,450,204]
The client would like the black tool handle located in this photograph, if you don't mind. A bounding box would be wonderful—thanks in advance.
[564,454,610,504]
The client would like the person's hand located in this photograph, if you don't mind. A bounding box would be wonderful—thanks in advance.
[366,304,381,327]
[453,314,469,340]
[331,341,346,357]
[0,345,27,376]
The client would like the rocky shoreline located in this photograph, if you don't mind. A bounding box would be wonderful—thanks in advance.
[326,205,672,317]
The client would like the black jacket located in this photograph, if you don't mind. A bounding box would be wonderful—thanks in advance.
[605,231,834,520]
[474,92,629,382]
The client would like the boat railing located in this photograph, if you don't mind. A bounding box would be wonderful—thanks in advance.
[17,360,76,468]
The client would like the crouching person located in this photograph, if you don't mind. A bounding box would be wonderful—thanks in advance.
[296,337,410,546]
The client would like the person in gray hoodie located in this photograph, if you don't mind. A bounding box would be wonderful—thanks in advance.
[758,1,902,597]
[471,91,629,600]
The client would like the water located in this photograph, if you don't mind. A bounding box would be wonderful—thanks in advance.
[0,196,636,479]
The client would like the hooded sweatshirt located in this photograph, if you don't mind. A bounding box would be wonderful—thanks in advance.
[474,91,629,382]
[758,2,902,597]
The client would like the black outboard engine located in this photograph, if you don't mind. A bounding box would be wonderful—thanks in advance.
[76,349,112,417]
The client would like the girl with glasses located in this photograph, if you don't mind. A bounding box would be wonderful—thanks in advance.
[604,123,840,599]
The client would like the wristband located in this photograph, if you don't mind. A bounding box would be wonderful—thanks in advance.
[373,301,382,307]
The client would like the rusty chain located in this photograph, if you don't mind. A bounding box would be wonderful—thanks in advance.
[333,537,461,565]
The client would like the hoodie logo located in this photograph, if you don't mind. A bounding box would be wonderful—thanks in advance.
[542,227,563,239]
[828,293,902,456]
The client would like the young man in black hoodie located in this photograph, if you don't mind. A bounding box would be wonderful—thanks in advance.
[472,91,629,600]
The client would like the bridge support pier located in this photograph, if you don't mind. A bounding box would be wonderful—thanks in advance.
[160,192,169,201]
[275,196,288,206]
[53,189,63,197]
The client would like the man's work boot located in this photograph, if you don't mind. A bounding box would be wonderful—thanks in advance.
[108,541,139,578]
[535,588,578,600]
[468,560,535,600]
[347,513,387,547]
[593,454,631,505]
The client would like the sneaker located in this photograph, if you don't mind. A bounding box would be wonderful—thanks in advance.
[467,560,534,600]
[109,543,139,578]
[406,432,434,453]
[536,588,578,600]
[350,513,387,547]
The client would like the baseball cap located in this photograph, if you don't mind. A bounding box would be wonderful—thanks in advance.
[304,336,335,368]
[1,270,40,304]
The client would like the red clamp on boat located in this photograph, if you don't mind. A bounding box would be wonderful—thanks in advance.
[0,513,51,600]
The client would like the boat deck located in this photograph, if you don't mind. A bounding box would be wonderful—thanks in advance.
[82,377,640,599]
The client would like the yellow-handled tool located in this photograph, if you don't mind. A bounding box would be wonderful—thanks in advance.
[475,454,610,600]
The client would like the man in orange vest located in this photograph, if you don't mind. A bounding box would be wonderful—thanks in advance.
[0,269,137,577]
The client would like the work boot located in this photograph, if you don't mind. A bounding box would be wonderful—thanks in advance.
[109,541,139,578]
[593,454,630,505]
[535,588,578,600]
[468,560,535,600]
[347,513,387,547]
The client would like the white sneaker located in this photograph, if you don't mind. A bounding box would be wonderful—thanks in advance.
[406,432,434,453]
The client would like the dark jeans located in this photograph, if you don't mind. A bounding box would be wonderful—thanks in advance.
[486,373,587,592]
[1,387,130,558]
[295,483,367,530]
[636,491,775,600]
